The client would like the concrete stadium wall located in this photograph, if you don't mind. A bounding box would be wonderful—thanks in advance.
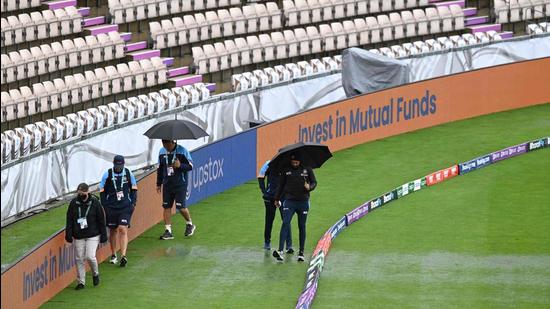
[2,58,549,309]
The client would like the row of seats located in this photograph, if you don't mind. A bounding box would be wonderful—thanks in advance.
[108,0,241,24]
[191,6,466,75]
[1,82,212,164]
[1,32,126,84]
[494,0,550,23]
[370,31,506,58]
[229,29,509,92]
[282,0,430,26]
[1,57,168,122]
[526,21,549,34]
[231,55,341,91]
[158,5,465,54]
[1,0,40,13]
[1,7,82,48]
[150,2,282,49]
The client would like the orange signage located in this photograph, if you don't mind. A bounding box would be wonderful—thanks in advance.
[256,58,550,170]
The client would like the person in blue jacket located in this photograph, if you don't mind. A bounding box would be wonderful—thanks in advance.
[99,155,138,267]
[157,139,196,240]
[258,160,292,252]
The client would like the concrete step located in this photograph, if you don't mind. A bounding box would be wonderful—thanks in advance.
[124,41,147,52]
[465,16,489,26]
[169,74,203,87]
[82,16,105,27]
[126,49,161,61]
[467,23,502,33]
[167,66,190,78]
[433,0,465,8]
[120,32,132,42]
[84,24,119,36]
[498,31,514,39]
[162,57,174,66]
[463,7,477,17]
[205,83,216,92]
[42,0,76,10]
[77,7,90,17]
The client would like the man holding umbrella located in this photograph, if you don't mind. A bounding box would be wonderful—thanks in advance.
[144,119,208,240]
[157,139,196,239]
[273,153,317,262]
[269,142,331,262]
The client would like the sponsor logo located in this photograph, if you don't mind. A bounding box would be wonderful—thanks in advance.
[371,198,381,209]
[427,165,458,186]
[413,178,423,191]
[383,191,394,203]
[491,143,527,162]
[528,140,544,151]
[329,217,347,239]
[460,155,492,174]
[187,157,225,199]
[401,184,409,196]
[346,201,370,224]
[312,233,332,257]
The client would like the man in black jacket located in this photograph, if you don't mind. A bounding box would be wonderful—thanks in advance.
[273,153,317,262]
[65,183,108,290]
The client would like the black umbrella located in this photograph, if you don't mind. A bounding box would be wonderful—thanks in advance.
[268,142,332,173]
[143,119,209,140]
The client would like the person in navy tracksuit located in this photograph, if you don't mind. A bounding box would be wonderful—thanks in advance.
[273,153,317,262]
[258,160,292,252]
[157,139,196,240]
[99,155,138,267]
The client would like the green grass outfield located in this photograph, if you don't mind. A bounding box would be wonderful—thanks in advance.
[3,104,550,308]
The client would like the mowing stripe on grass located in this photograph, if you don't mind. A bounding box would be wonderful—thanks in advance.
[296,137,549,309]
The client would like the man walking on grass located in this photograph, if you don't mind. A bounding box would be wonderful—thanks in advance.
[157,139,196,240]
[100,155,138,267]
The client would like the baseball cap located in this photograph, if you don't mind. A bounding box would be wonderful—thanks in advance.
[113,155,125,169]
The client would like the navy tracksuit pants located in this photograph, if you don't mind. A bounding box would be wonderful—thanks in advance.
[265,199,292,249]
[278,200,309,253]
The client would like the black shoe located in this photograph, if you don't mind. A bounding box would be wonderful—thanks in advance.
[75,283,85,290]
[272,250,284,262]
[185,224,196,237]
[297,252,305,262]
[286,248,295,254]
[93,274,100,286]
[120,256,128,267]
[160,229,174,240]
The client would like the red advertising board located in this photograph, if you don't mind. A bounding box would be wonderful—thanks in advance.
[426,165,459,186]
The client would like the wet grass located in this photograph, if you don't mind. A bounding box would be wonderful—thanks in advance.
[3,104,550,308]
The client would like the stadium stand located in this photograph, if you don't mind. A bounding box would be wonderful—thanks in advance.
[1,81,213,164]
[1,7,82,47]
[1,0,548,155]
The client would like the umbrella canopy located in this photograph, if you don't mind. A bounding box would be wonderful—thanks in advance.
[143,119,209,140]
[268,142,332,173]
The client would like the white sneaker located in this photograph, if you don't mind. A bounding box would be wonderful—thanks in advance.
[110,254,118,264]
[185,224,196,237]
[273,250,284,262]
